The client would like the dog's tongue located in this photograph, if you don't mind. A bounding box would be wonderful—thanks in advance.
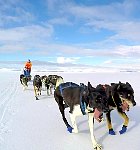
[94,108,102,123]
[121,101,129,112]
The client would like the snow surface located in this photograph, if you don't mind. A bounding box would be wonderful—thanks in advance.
[0,70,140,150]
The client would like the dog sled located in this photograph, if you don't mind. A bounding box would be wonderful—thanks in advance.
[23,68,31,81]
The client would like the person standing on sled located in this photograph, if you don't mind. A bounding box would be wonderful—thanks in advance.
[24,59,32,77]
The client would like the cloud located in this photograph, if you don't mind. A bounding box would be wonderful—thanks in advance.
[0,24,53,48]
[0,0,35,27]
[103,60,113,65]
[57,57,79,64]
[113,45,140,57]
[49,0,140,42]
[48,17,72,25]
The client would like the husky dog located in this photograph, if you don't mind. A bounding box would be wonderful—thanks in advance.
[33,75,42,100]
[20,74,28,90]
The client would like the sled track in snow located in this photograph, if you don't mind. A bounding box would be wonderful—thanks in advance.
[0,81,18,126]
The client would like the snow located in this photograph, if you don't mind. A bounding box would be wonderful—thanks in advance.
[0,70,140,150]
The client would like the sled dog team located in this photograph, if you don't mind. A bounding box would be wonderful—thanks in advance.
[20,74,63,96]
[20,74,136,150]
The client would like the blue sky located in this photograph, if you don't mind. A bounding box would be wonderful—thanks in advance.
[0,0,140,68]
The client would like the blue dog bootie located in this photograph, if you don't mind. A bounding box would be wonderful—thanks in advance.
[109,129,116,135]
[119,125,127,134]
[67,126,73,133]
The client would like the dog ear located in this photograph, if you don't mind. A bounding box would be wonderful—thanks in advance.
[88,82,93,92]
[88,81,92,87]
[117,81,122,90]
[111,83,120,90]
[126,82,130,86]
[111,83,115,86]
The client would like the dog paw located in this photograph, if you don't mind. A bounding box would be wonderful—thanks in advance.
[109,129,116,135]
[94,143,102,150]
[36,97,39,100]
[67,126,73,133]
[119,125,127,134]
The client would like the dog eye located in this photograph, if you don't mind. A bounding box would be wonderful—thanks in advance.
[96,97,102,102]
[128,94,131,97]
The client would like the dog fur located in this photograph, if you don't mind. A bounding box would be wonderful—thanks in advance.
[47,75,64,89]
[20,74,28,90]
[54,82,109,150]
[33,75,42,100]
[96,81,136,135]
[40,75,53,96]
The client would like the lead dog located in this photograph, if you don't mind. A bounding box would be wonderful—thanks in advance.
[54,82,109,150]
[96,81,136,135]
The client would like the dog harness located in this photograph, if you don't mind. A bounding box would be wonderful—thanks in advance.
[59,82,79,95]
[59,82,87,115]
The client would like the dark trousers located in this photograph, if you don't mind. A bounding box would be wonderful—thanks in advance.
[24,69,31,77]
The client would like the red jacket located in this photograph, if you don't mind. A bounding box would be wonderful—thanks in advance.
[25,62,32,70]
